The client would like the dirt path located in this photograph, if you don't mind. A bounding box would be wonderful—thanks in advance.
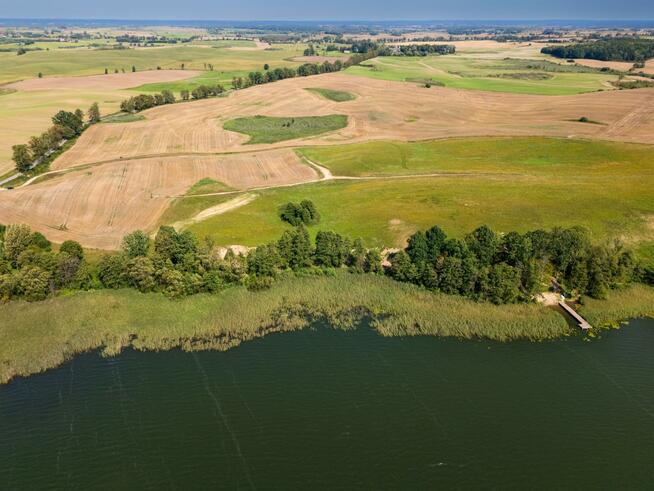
[170,193,257,231]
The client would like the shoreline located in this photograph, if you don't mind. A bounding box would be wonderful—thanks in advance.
[1,273,653,385]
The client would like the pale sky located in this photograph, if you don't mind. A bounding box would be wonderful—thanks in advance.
[2,0,653,21]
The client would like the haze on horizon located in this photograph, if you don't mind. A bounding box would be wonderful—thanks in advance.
[3,0,653,22]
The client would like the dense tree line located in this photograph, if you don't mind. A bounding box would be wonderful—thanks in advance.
[231,47,382,89]
[120,89,177,112]
[119,47,381,113]
[388,225,643,304]
[0,221,650,303]
[541,38,654,62]
[11,105,98,174]
[0,224,381,301]
[387,44,456,56]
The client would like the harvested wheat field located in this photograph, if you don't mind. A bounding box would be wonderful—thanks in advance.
[53,72,654,170]
[7,70,200,91]
[0,149,315,249]
[572,59,635,72]
[642,59,654,75]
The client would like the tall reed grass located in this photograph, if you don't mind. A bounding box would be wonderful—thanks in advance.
[3,273,648,384]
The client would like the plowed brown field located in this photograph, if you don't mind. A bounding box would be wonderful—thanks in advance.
[0,149,315,249]
[54,73,654,170]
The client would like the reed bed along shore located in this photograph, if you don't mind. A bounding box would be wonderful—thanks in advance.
[2,272,653,384]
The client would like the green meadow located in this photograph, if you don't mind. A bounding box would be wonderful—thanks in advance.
[181,138,654,257]
[345,55,618,95]
[223,115,348,144]
[298,137,654,177]
[101,112,145,123]
[131,69,249,92]
[305,87,357,102]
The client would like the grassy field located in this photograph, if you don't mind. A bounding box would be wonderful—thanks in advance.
[131,69,248,92]
[345,55,618,95]
[0,272,576,384]
[298,137,654,177]
[184,138,654,251]
[223,115,348,144]
[101,112,145,123]
[305,87,357,102]
[0,44,307,84]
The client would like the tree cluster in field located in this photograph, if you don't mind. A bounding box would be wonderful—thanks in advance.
[120,89,176,112]
[0,223,381,301]
[119,85,226,113]
[388,225,643,304]
[386,44,456,56]
[11,105,99,173]
[279,200,320,226]
[541,38,654,62]
[232,60,345,89]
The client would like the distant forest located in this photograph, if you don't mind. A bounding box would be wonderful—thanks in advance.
[541,38,654,62]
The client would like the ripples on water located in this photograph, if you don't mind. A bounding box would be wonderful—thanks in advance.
[1,319,653,489]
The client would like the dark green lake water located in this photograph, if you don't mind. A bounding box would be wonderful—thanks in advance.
[1,319,654,489]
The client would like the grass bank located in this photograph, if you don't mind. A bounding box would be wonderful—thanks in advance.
[345,55,617,95]
[580,284,654,327]
[298,137,654,178]
[305,87,356,102]
[0,272,573,384]
[223,114,348,144]
[186,167,654,250]
[101,112,145,124]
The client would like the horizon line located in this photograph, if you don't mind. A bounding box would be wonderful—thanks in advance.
[2,17,654,22]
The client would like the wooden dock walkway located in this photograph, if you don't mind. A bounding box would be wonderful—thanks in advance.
[559,301,592,330]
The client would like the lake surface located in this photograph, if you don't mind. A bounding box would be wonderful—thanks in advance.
[1,319,653,489]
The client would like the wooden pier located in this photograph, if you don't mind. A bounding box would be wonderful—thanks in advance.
[559,301,592,330]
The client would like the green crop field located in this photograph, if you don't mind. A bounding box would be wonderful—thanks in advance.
[305,88,357,102]
[223,115,348,144]
[345,55,618,95]
[182,138,654,253]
